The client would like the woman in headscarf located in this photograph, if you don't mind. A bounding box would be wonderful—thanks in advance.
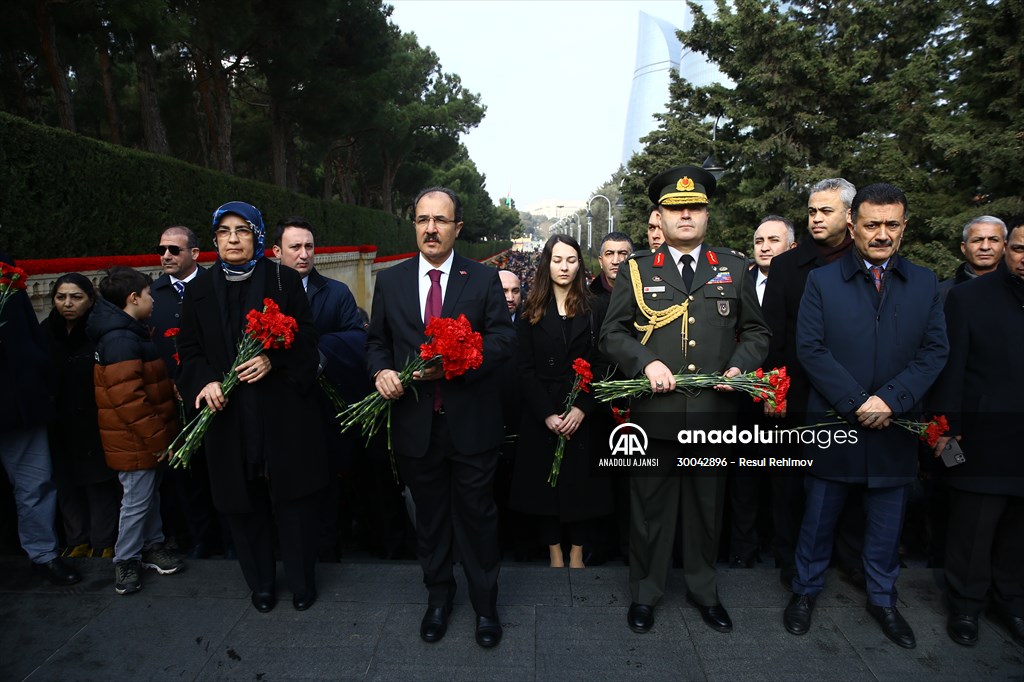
[40,273,121,558]
[176,201,328,613]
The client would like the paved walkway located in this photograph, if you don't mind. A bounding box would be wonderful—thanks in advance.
[1,556,1021,681]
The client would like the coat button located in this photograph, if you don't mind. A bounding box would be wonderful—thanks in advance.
[652,293,657,298]
[688,340,696,347]
[687,364,696,372]
[548,358,555,366]
[887,384,894,390]
[688,295,695,301]
[688,317,695,324]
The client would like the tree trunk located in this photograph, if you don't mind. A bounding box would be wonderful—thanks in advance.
[209,48,233,174]
[191,53,216,167]
[3,48,31,118]
[270,97,288,187]
[33,0,75,132]
[94,27,121,145]
[132,37,169,155]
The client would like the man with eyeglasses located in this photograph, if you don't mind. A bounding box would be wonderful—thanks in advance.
[150,226,219,560]
[367,186,515,648]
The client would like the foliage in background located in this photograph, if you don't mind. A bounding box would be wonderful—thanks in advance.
[619,0,1023,277]
[0,0,517,243]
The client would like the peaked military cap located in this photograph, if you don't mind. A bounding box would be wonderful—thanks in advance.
[647,165,717,206]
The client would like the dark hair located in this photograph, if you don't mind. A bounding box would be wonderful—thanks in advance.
[851,183,908,222]
[413,187,463,223]
[98,266,151,309]
[757,215,796,243]
[49,272,97,303]
[600,231,635,251]
[273,216,316,246]
[522,234,591,325]
[161,226,199,250]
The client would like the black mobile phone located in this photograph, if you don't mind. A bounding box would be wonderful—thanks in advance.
[940,439,966,468]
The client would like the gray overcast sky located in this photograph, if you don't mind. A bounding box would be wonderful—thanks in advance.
[388,0,688,213]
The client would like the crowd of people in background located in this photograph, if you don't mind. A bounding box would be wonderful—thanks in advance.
[1,170,1021,653]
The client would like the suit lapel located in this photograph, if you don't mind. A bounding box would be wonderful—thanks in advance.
[440,254,470,320]
[690,249,716,295]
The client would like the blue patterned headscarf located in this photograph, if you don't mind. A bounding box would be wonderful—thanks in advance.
[212,201,265,279]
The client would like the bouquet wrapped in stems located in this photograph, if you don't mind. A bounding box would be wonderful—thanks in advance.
[592,366,790,411]
[338,314,483,478]
[0,262,29,326]
[548,358,593,487]
[167,298,298,468]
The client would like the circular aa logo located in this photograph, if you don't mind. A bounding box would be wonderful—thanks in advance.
[608,422,649,457]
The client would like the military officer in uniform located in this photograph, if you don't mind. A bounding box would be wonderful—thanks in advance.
[600,165,770,634]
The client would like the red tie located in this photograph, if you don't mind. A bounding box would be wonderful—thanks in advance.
[870,265,884,293]
[425,270,443,410]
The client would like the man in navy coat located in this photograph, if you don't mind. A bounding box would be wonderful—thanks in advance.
[783,183,948,649]
[366,187,515,648]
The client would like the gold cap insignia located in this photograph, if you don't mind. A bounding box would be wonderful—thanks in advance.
[677,177,695,192]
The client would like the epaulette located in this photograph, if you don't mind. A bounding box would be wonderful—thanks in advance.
[628,250,654,260]
[708,246,746,261]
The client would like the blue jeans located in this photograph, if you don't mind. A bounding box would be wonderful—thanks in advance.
[114,468,164,563]
[0,425,59,563]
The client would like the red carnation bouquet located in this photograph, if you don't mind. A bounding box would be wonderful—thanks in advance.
[548,358,593,487]
[167,298,298,468]
[0,262,29,327]
[338,314,484,478]
[592,366,790,411]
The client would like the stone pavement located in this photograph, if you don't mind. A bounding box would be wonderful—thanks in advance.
[1,556,1021,681]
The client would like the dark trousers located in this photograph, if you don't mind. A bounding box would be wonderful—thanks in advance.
[397,412,500,618]
[794,477,908,606]
[945,488,1024,617]
[629,439,726,606]
[56,478,121,549]
[537,516,592,547]
[225,480,320,598]
[774,473,864,576]
[728,470,771,560]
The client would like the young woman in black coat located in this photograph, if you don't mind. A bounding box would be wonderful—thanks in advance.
[40,273,121,557]
[509,235,612,568]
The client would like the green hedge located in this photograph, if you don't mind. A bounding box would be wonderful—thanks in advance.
[0,112,415,258]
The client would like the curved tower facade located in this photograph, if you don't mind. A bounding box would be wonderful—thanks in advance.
[621,8,721,166]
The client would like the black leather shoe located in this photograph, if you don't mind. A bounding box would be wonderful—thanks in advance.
[475,615,503,648]
[32,558,81,586]
[251,591,276,613]
[729,552,755,569]
[293,590,317,611]
[420,605,451,643]
[627,603,654,633]
[687,594,732,633]
[866,604,916,649]
[784,593,816,636]
[947,613,978,646]
[1004,614,1024,647]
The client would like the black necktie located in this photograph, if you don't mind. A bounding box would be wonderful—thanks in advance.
[680,254,694,290]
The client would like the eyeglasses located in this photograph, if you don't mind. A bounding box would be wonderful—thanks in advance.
[214,227,254,239]
[414,216,456,227]
[155,245,183,256]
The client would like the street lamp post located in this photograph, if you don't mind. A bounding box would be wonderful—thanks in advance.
[587,194,615,250]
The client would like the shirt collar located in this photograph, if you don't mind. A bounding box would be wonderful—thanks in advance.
[666,243,702,268]
[418,251,455,279]
[171,268,199,286]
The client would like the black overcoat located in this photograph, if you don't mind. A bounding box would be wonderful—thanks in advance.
[509,297,613,522]
[176,259,328,513]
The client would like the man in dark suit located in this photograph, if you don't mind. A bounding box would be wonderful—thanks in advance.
[366,187,516,648]
[938,216,1007,301]
[760,178,864,589]
[728,216,796,568]
[930,220,1024,647]
[783,183,948,649]
[589,232,634,302]
[150,226,219,560]
[601,166,770,635]
[272,217,366,561]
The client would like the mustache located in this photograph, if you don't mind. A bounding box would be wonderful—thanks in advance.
[423,235,441,243]
[868,239,894,248]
